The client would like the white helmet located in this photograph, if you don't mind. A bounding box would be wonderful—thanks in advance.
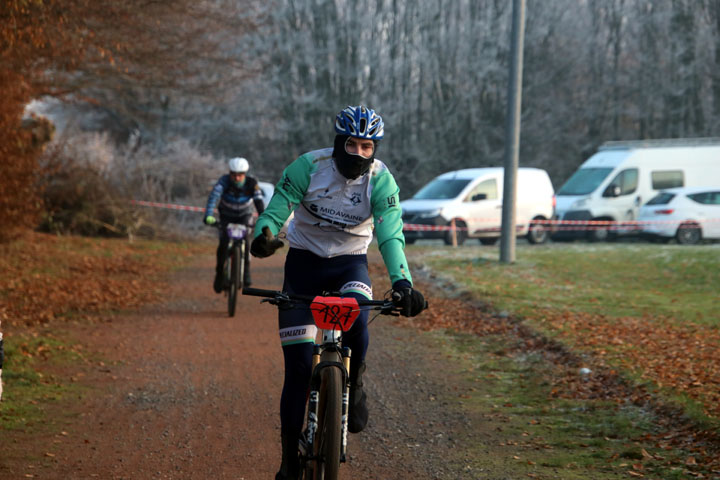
[228,157,249,173]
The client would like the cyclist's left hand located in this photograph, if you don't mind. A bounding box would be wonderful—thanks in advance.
[391,281,427,317]
[204,215,217,225]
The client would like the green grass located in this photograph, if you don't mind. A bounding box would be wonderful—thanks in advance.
[428,329,695,480]
[403,241,720,477]
[0,331,89,431]
[412,243,720,326]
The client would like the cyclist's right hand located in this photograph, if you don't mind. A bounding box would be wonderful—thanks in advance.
[204,215,217,225]
[250,226,284,258]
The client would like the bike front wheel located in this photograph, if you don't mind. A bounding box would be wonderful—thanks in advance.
[307,365,342,480]
[227,243,241,317]
[238,238,246,290]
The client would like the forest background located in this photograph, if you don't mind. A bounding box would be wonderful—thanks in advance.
[3,0,720,239]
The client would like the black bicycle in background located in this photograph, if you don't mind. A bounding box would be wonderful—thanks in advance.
[242,286,401,480]
[214,222,252,317]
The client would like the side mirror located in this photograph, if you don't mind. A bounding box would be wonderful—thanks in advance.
[471,193,488,201]
[603,185,621,197]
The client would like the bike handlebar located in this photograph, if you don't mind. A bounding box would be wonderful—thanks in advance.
[242,287,400,315]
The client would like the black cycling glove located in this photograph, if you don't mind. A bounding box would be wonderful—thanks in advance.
[391,280,427,317]
[250,226,284,258]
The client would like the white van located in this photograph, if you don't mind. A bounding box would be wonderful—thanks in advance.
[401,167,555,245]
[552,139,720,241]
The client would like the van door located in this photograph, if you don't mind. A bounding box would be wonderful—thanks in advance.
[601,168,640,221]
[463,178,501,236]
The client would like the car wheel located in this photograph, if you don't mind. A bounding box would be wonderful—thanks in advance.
[527,217,549,244]
[443,220,467,246]
[586,219,616,242]
[676,223,702,245]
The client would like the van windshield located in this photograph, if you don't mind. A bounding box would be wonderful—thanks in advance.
[412,179,471,200]
[557,168,613,196]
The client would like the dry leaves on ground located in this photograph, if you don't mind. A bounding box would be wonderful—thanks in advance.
[0,231,203,327]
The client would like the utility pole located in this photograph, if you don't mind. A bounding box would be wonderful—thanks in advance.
[500,0,527,264]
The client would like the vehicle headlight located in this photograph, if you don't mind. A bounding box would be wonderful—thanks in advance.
[571,198,589,209]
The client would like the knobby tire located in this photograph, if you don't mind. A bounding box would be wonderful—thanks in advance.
[240,239,247,290]
[228,243,240,317]
[310,362,342,480]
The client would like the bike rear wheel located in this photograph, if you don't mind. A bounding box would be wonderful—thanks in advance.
[227,243,240,317]
[306,365,342,480]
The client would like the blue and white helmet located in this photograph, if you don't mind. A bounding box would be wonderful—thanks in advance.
[334,105,384,140]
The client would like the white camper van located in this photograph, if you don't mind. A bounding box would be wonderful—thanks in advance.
[552,139,720,241]
[401,168,555,245]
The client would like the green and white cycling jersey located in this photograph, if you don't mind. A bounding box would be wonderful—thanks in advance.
[255,147,412,286]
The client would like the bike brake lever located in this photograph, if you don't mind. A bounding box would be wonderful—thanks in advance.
[380,305,400,316]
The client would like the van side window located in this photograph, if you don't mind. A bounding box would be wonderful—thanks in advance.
[604,168,638,196]
[651,170,684,190]
[464,179,498,202]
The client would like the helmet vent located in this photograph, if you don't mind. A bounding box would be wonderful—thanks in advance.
[334,105,384,140]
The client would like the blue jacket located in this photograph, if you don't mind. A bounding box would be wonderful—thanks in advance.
[205,174,265,221]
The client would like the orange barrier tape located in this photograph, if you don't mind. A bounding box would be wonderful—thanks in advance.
[128,201,717,232]
[403,218,718,232]
[130,200,205,212]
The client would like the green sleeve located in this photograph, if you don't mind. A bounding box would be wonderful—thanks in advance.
[371,169,413,286]
[254,154,313,238]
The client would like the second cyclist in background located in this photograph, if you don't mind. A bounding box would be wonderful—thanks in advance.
[204,157,265,292]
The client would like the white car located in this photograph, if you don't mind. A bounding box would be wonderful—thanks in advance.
[257,180,295,229]
[638,187,720,244]
[258,181,275,209]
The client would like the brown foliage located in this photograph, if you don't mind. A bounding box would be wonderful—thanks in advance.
[0,0,243,241]
[0,80,44,240]
[0,231,205,327]
[39,158,133,236]
[1,0,94,240]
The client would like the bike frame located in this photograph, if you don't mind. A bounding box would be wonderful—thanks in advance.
[306,298,360,465]
[223,223,251,317]
[242,287,398,479]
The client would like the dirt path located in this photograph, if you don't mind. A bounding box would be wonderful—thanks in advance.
[2,252,483,479]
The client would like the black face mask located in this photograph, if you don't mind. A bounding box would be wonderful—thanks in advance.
[332,135,377,179]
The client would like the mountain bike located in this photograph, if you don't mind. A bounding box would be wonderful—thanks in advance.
[217,222,252,317]
[242,286,401,480]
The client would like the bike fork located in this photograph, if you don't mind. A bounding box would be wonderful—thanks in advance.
[340,346,351,463]
[305,345,322,452]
